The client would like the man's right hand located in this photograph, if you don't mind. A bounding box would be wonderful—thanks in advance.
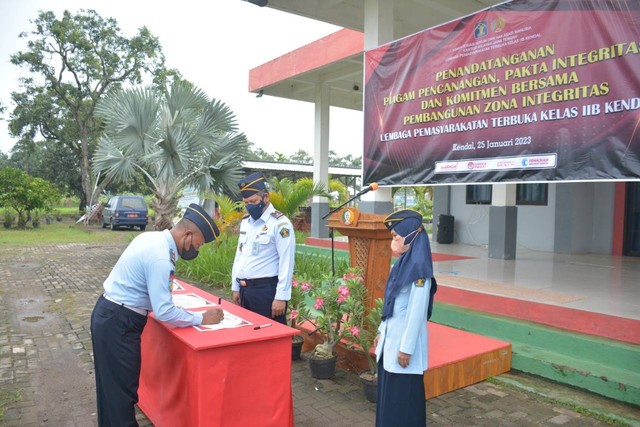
[233,291,240,305]
[201,307,224,325]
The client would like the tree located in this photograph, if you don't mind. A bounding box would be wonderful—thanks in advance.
[328,179,349,207]
[0,152,9,169]
[246,144,276,162]
[0,167,60,228]
[9,9,176,212]
[268,177,330,219]
[93,80,249,230]
[9,137,81,196]
[289,149,312,164]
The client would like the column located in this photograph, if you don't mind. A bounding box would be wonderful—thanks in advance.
[489,184,518,259]
[311,83,331,238]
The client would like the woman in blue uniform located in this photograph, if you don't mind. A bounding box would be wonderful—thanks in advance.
[374,209,436,427]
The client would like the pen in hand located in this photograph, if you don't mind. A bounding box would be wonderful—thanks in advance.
[254,323,272,330]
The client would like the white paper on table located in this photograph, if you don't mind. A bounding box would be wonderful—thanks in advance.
[172,293,215,309]
[170,280,185,292]
[193,310,251,331]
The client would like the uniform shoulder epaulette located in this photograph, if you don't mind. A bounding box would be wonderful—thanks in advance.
[270,210,285,219]
[242,213,250,219]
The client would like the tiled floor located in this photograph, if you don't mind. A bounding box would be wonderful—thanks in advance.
[429,240,640,320]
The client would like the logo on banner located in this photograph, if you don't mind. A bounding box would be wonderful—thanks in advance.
[491,17,506,33]
[474,21,488,38]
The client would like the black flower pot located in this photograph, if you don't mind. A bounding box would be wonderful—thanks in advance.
[359,370,378,403]
[292,335,304,360]
[308,354,337,379]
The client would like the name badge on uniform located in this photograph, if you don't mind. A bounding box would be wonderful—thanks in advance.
[252,241,260,255]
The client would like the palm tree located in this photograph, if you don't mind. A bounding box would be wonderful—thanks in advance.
[210,193,245,234]
[92,81,249,230]
[268,177,330,219]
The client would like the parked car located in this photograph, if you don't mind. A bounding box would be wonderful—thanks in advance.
[101,195,149,231]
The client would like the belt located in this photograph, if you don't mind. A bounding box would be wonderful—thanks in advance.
[103,293,148,317]
[238,276,278,287]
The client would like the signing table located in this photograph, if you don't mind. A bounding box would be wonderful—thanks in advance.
[138,280,299,427]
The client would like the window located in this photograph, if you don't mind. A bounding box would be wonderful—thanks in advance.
[516,183,548,205]
[464,183,548,205]
[466,185,492,204]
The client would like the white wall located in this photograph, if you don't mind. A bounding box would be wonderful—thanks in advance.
[450,185,490,246]
[446,182,616,254]
[516,183,557,252]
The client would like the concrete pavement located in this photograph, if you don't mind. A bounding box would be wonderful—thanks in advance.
[0,239,637,426]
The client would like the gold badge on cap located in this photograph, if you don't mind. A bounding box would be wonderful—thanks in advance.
[416,277,425,287]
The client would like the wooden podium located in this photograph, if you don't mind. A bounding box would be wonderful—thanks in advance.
[327,208,391,308]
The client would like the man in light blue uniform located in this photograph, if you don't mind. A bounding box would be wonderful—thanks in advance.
[374,209,437,427]
[232,172,296,325]
[90,203,224,427]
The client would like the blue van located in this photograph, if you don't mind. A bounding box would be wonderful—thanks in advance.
[101,195,149,231]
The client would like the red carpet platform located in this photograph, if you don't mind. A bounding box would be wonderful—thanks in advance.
[298,321,511,399]
[424,323,511,398]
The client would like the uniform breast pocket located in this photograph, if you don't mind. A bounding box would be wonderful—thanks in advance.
[395,286,411,312]
[257,234,271,245]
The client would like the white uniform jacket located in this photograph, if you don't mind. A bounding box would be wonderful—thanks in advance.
[375,279,431,374]
[231,203,296,301]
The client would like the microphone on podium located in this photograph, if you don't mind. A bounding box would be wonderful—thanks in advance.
[355,182,379,197]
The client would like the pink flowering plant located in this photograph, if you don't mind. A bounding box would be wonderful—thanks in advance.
[342,297,383,377]
[299,267,368,359]
[288,277,311,329]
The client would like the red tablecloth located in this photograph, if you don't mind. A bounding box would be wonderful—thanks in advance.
[138,280,299,427]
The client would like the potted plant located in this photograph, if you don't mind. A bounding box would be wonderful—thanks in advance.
[3,208,15,229]
[288,277,309,360]
[299,267,366,378]
[343,297,383,403]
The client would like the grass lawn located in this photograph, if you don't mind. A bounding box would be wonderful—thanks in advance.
[0,219,140,246]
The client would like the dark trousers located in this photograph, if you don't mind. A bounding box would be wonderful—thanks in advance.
[91,295,147,427]
[376,354,427,427]
[239,282,287,325]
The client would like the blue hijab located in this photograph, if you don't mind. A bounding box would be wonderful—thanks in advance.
[381,213,436,320]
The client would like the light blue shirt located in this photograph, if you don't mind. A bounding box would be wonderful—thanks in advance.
[231,203,296,301]
[103,229,203,327]
[375,279,431,374]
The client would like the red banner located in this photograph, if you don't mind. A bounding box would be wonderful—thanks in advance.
[363,0,640,185]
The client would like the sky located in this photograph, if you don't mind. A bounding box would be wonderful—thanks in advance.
[0,0,363,157]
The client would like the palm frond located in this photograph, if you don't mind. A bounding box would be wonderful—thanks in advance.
[206,99,238,134]
[93,80,248,227]
[165,81,209,120]
[91,136,138,182]
[96,87,159,156]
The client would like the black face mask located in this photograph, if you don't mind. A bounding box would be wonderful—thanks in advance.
[180,235,199,261]
[246,198,266,220]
